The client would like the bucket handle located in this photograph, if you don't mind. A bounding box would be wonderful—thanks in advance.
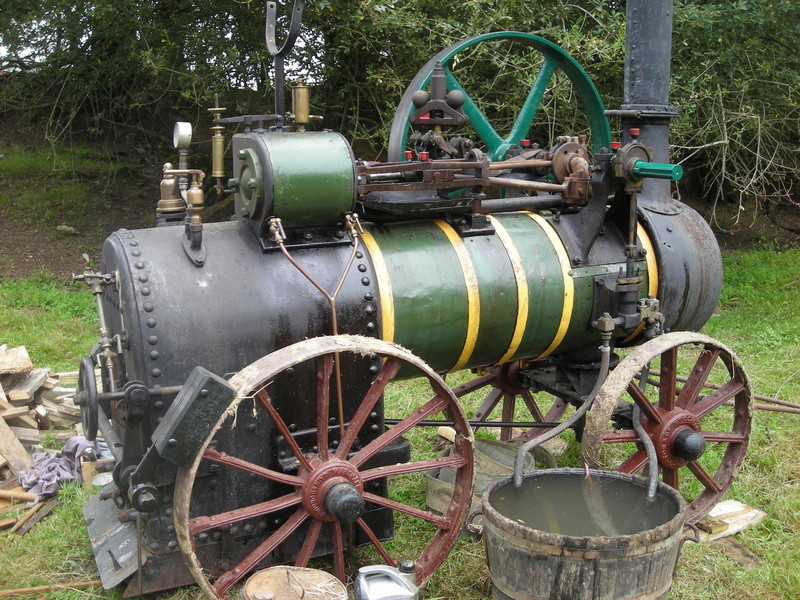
[673,522,700,577]
[466,508,484,536]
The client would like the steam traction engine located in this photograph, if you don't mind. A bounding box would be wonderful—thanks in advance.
[76,2,751,597]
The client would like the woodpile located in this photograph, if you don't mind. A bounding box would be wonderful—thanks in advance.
[0,344,83,483]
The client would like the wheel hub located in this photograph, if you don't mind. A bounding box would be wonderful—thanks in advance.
[644,409,703,469]
[300,458,364,522]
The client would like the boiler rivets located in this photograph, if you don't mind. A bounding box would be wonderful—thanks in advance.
[143,303,154,313]
[358,264,367,272]
[146,317,156,327]
[147,335,158,345]
[361,277,370,285]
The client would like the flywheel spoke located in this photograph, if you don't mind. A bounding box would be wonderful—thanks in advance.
[662,467,679,489]
[213,508,308,596]
[202,447,302,487]
[190,492,302,536]
[363,492,450,529]
[336,357,402,459]
[471,386,503,421]
[256,389,313,472]
[702,431,748,443]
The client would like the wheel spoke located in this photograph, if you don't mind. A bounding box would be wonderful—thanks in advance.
[520,390,545,422]
[190,492,301,536]
[687,461,721,493]
[471,386,503,421]
[212,508,308,596]
[362,492,451,529]
[500,393,516,441]
[442,66,504,152]
[678,347,721,408]
[506,54,559,144]
[602,429,639,443]
[336,357,402,459]
[356,517,398,567]
[658,347,678,411]
[662,467,679,489]
[202,447,302,487]
[451,373,496,397]
[692,381,747,417]
[350,395,450,468]
[331,521,345,583]
[360,454,467,482]
[294,519,322,568]
[702,431,748,443]
[627,383,663,424]
[617,449,647,473]
[316,354,334,460]
[256,390,313,472]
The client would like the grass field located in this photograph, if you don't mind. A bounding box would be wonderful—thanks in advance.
[0,248,798,599]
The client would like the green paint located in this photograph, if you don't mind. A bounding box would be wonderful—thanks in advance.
[397,31,611,160]
[261,132,355,227]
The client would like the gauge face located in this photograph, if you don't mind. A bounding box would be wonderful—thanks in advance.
[173,121,193,149]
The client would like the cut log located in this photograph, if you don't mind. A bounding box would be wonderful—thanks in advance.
[0,416,32,475]
[6,368,51,404]
[0,489,37,502]
[0,346,33,376]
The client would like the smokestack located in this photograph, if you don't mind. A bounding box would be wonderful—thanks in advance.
[620,0,679,213]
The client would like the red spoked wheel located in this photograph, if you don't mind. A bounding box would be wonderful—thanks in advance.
[582,332,752,523]
[452,362,568,441]
[174,335,474,600]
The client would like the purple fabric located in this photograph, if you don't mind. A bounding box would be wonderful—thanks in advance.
[18,436,99,501]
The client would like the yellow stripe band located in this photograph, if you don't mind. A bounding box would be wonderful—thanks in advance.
[622,223,659,344]
[361,229,395,343]
[525,212,574,359]
[433,220,481,372]
[487,215,528,364]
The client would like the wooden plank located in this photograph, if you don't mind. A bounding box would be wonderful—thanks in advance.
[32,405,52,429]
[0,381,11,409]
[0,489,37,502]
[0,517,17,530]
[6,368,50,404]
[8,426,41,445]
[0,346,33,376]
[0,416,32,475]
[9,501,43,533]
[0,407,29,421]
[14,497,58,535]
[40,376,59,390]
[7,413,39,429]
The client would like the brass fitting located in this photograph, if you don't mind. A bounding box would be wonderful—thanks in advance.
[157,163,186,214]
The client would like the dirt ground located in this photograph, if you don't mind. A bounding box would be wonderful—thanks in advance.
[1,133,798,281]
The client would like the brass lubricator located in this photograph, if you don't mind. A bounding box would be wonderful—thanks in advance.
[208,96,227,195]
[157,162,186,216]
[290,79,322,131]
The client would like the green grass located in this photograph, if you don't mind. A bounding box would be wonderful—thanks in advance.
[0,249,798,599]
[0,272,97,371]
[0,145,136,229]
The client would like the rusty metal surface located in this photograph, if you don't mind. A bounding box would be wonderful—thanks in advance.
[174,335,474,600]
[581,332,751,522]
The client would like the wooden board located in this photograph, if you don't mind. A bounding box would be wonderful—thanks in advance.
[0,407,29,421]
[6,368,50,404]
[8,426,41,445]
[0,346,33,376]
[0,417,33,475]
[698,500,767,542]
